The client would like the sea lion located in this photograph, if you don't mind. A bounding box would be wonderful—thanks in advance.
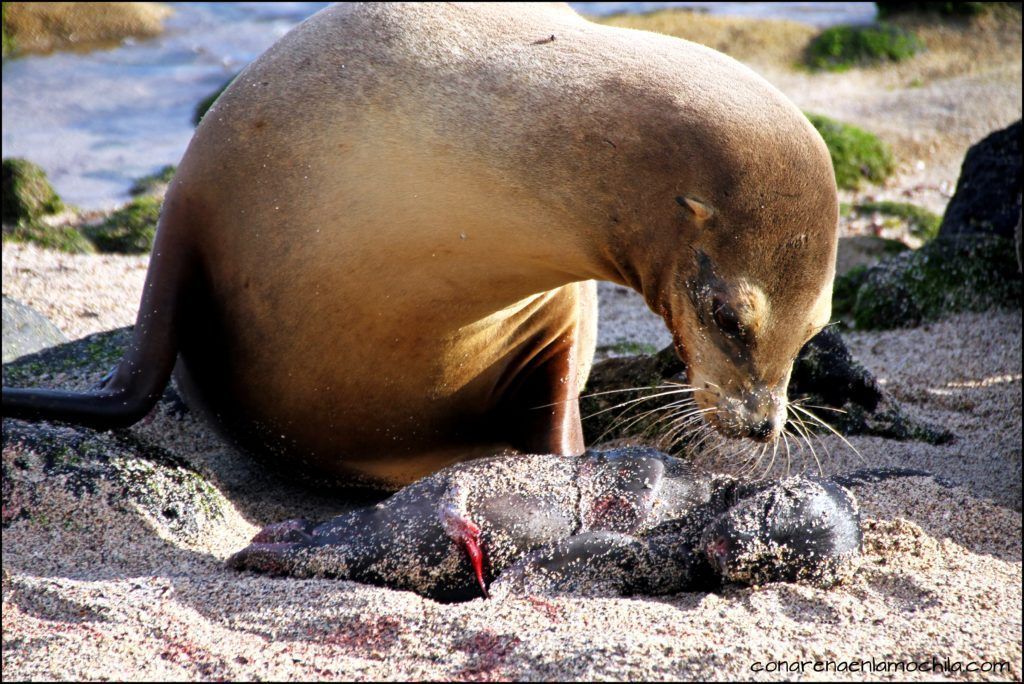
[227,447,864,602]
[2,3,839,488]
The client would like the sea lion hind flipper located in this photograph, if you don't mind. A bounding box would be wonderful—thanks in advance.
[2,205,192,430]
[227,541,312,577]
[830,467,951,489]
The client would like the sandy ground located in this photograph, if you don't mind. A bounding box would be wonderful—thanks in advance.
[2,248,1021,681]
[3,7,1022,683]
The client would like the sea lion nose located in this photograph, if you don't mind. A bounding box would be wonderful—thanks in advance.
[706,537,730,574]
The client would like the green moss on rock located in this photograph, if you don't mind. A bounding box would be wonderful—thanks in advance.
[841,235,1021,329]
[193,75,236,125]
[129,164,175,196]
[832,264,870,320]
[84,195,161,253]
[806,23,923,72]
[2,326,130,387]
[806,113,895,190]
[4,221,94,253]
[600,341,659,356]
[2,158,64,224]
[854,200,942,241]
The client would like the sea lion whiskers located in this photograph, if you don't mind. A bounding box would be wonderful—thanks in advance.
[655,407,716,453]
[600,396,703,443]
[591,392,704,446]
[531,382,699,410]
[657,402,714,442]
[784,417,823,476]
[656,411,706,452]
[788,401,864,463]
[742,442,771,478]
[667,413,719,455]
[779,429,793,477]
[580,384,700,423]
[790,411,830,474]
[592,396,694,445]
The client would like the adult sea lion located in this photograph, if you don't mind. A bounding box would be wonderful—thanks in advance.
[2,3,839,488]
[228,447,864,602]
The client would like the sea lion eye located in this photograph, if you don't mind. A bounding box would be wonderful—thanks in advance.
[712,298,743,339]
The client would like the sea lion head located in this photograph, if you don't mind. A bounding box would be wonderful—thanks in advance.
[627,104,839,445]
[700,478,862,588]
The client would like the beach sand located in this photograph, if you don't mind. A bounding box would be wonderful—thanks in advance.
[3,241,1020,680]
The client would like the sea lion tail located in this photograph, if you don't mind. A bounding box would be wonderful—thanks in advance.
[2,199,193,430]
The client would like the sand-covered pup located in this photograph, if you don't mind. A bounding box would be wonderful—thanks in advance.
[229,447,863,602]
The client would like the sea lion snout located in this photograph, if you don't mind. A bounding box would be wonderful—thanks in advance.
[696,383,786,443]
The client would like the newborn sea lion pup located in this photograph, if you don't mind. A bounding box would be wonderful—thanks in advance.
[228,448,862,602]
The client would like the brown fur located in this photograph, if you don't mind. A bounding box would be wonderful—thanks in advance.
[4,3,838,487]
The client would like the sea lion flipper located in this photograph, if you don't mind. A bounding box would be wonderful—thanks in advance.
[2,201,191,430]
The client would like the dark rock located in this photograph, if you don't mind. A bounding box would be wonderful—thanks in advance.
[2,326,227,539]
[1,296,67,363]
[831,121,1024,329]
[876,2,990,19]
[581,329,952,450]
[833,234,1021,329]
[939,120,1022,240]
[788,328,952,443]
[2,419,227,540]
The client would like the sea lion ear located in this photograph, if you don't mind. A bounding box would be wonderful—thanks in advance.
[675,195,714,222]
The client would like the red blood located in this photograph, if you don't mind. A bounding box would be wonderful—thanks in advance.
[459,521,489,599]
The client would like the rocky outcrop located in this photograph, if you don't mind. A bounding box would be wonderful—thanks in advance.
[832,120,1023,329]
[939,120,1022,241]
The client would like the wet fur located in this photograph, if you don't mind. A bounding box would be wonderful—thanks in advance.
[228,447,863,602]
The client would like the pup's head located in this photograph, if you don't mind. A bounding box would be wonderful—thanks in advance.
[700,478,862,588]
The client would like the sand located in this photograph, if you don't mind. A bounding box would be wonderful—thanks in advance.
[3,246,1020,680]
[2,7,1022,682]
